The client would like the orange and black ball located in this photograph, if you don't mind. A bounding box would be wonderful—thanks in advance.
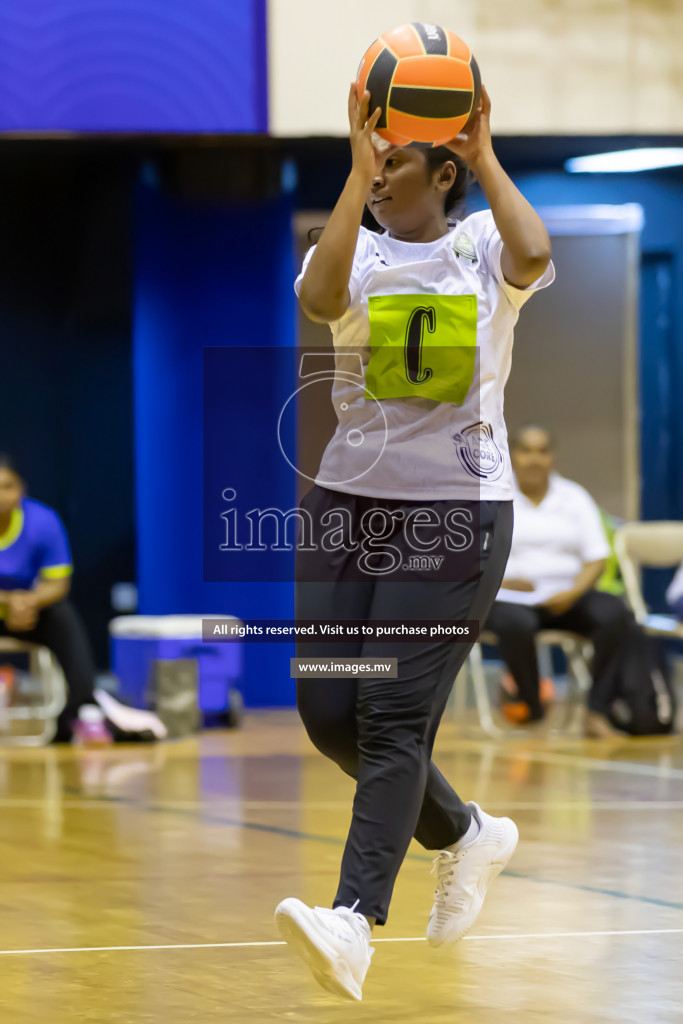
[356,23,481,147]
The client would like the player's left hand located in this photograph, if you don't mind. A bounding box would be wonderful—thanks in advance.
[443,84,493,166]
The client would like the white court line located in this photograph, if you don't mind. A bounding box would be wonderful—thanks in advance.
[1,928,682,957]
[459,742,683,781]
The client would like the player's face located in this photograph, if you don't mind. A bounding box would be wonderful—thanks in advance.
[511,429,554,490]
[0,469,22,516]
[367,149,453,239]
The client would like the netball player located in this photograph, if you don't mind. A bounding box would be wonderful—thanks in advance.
[275,84,554,1000]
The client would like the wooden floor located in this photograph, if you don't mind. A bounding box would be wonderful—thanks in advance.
[1,711,683,1023]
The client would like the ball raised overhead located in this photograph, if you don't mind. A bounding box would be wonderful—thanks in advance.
[356,23,481,147]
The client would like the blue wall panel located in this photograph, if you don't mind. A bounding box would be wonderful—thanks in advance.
[133,183,297,707]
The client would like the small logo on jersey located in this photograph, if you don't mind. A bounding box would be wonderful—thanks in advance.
[452,232,478,263]
[452,422,504,480]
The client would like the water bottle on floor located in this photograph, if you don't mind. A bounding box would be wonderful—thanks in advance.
[0,666,13,739]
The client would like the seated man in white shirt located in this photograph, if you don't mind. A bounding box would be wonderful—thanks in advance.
[484,425,633,738]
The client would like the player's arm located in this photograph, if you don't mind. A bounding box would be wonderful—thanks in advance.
[297,167,365,322]
[7,577,70,617]
[499,578,534,591]
[540,559,605,617]
[298,87,394,322]
[567,492,610,599]
[25,511,73,612]
[29,576,71,609]
[571,559,606,598]
[445,86,551,288]
[2,578,70,632]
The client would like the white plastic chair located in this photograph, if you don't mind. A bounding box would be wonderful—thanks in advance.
[457,629,593,736]
[0,638,67,745]
[614,521,683,639]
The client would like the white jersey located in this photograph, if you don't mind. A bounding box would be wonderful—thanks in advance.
[295,210,555,500]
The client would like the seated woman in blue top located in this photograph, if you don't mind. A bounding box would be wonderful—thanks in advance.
[0,455,165,743]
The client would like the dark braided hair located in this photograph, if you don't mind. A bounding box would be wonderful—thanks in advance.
[422,146,469,222]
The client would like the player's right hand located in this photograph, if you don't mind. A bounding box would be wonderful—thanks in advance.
[348,84,396,184]
[6,592,38,631]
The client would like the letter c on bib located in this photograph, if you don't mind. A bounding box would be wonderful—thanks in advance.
[404,306,435,385]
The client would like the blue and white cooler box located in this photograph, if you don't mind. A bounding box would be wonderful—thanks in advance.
[109,615,242,713]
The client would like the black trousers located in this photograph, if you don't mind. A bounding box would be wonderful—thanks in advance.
[0,600,96,728]
[295,485,513,925]
[484,590,636,716]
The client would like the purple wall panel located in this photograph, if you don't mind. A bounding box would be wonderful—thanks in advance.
[0,0,268,132]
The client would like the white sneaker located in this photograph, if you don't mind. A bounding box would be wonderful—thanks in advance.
[275,897,374,1001]
[426,802,519,947]
[94,689,168,740]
